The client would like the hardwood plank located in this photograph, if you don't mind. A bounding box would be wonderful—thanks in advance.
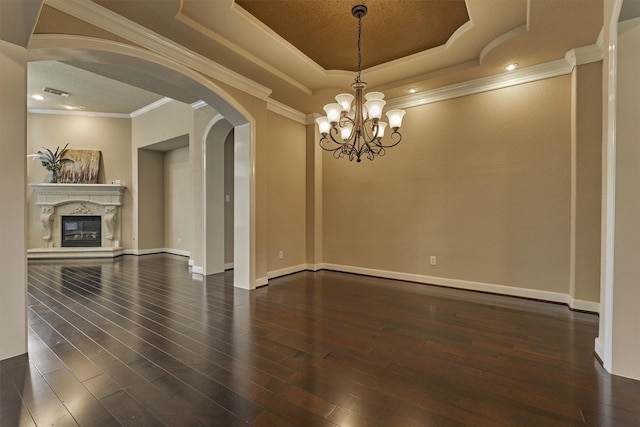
[12,255,640,427]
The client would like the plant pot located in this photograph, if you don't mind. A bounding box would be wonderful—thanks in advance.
[47,169,58,183]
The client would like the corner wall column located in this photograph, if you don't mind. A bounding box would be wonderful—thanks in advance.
[0,39,28,360]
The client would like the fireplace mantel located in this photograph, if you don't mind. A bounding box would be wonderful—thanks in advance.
[28,183,125,259]
[29,183,124,206]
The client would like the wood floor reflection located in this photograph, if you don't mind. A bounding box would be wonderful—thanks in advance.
[2,254,640,426]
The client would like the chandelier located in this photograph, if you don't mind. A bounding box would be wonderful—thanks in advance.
[316,4,406,162]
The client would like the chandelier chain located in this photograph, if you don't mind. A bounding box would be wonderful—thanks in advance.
[356,13,362,82]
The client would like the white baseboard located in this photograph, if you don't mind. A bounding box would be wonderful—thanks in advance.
[267,264,310,279]
[569,298,600,313]
[125,248,190,257]
[191,265,203,274]
[188,259,195,267]
[256,276,269,287]
[224,262,234,270]
[319,263,599,313]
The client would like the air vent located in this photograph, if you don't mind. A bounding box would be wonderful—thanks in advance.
[43,87,71,97]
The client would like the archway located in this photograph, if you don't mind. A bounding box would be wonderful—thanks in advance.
[28,36,256,289]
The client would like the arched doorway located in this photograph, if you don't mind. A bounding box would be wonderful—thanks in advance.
[28,35,257,289]
[202,115,234,275]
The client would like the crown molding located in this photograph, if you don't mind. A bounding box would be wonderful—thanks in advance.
[305,45,603,121]
[130,97,173,118]
[565,44,603,68]
[175,11,312,96]
[28,109,130,118]
[191,100,208,110]
[387,46,602,110]
[44,0,272,102]
[266,99,306,124]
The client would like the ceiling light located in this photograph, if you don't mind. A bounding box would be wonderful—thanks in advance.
[504,63,518,71]
[43,86,71,97]
[316,5,405,162]
[32,94,44,101]
[64,105,86,110]
[408,87,417,94]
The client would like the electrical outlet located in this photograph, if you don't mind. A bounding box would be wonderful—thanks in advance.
[225,195,231,203]
[430,256,437,265]
[279,250,284,259]
[177,237,182,244]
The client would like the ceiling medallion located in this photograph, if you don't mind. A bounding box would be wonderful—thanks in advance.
[316,5,406,162]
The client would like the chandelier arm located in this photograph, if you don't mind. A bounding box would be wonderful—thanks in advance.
[377,130,403,148]
[360,118,380,143]
[319,127,347,152]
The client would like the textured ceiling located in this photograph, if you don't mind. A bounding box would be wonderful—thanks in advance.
[236,0,469,71]
[28,61,165,114]
[30,0,606,114]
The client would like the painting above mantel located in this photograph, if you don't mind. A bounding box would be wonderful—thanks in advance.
[58,149,101,184]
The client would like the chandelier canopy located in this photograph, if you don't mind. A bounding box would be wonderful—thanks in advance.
[316,5,406,162]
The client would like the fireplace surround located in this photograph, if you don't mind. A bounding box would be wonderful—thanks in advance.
[28,183,124,258]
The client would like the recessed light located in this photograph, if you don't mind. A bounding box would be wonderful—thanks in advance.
[408,87,417,94]
[505,63,518,71]
[64,105,75,110]
[32,94,44,101]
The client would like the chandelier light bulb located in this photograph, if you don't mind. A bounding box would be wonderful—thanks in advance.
[364,99,386,120]
[364,92,385,101]
[386,109,406,129]
[316,116,331,135]
[323,103,342,124]
[376,121,387,139]
[335,93,354,112]
[341,123,354,141]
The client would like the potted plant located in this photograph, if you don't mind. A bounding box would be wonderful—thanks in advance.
[28,143,73,183]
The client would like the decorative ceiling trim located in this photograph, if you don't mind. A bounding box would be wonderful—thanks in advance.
[130,97,173,118]
[385,45,602,111]
[266,99,307,125]
[44,0,273,102]
[28,109,130,118]
[175,11,312,96]
[565,44,603,68]
[479,25,528,64]
[191,100,208,110]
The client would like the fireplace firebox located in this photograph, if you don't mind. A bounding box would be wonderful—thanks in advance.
[61,216,101,247]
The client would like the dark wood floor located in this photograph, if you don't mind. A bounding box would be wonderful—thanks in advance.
[2,255,639,426]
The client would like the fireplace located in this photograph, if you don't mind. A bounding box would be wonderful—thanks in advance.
[28,184,124,258]
[61,216,101,247]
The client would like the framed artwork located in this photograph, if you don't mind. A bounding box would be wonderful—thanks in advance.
[58,149,101,184]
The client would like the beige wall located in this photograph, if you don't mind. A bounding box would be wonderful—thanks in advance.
[137,149,164,249]
[266,111,307,272]
[572,62,603,303]
[27,114,133,248]
[0,40,28,360]
[164,146,190,251]
[323,76,573,294]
